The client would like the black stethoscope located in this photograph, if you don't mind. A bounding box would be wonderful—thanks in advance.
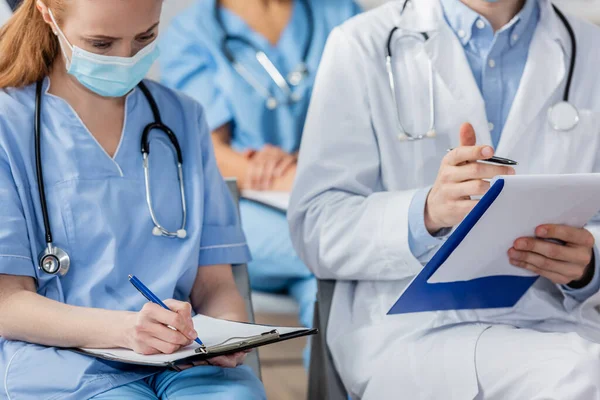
[214,0,314,110]
[387,1,578,141]
[35,81,188,277]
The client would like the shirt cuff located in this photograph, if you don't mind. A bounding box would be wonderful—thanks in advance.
[198,225,252,266]
[561,246,600,302]
[408,187,451,260]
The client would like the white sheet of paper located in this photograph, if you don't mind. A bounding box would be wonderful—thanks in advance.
[427,174,600,284]
[241,190,290,212]
[80,314,307,365]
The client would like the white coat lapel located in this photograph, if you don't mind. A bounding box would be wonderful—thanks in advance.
[497,0,568,156]
[419,6,492,146]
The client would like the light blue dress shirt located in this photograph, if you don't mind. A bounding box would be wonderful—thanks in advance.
[0,79,256,399]
[408,0,600,301]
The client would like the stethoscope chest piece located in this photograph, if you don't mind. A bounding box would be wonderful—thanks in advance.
[288,63,309,87]
[39,245,70,276]
[548,101,580,132]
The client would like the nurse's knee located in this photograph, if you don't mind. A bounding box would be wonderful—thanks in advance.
[221,368,266,400]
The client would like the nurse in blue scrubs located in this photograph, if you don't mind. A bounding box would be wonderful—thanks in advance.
[159,0,361,338]
[0,0,264,399]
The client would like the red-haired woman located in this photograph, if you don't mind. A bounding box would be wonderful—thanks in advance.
[0,0,265,399]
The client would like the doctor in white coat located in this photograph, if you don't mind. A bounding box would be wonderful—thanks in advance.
[289,0,600,399]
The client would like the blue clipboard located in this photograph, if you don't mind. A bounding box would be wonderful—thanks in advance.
[388,178,538,315]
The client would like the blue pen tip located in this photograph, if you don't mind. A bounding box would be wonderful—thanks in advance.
[128,274,133,280]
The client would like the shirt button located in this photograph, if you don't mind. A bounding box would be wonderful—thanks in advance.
[458,29,466,38]
[476,20,486,29]
[512,33,519,42]
[488,122,495,131]
[488,59,496,68]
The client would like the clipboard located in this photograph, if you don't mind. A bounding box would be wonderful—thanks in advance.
[241,190,290,213]
[388,174,600,315]
[74,315,317,369]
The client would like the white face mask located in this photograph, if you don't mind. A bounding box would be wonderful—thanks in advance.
[48,9,159,97]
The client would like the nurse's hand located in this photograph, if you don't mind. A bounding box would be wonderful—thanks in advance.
[425,123,515,234]
[245,145,297,190]
[124,300,198,355]
[177,351,250,370]
[508,225,595,286]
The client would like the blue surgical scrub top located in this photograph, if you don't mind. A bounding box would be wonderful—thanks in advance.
[0,78,250,400]
[159,0,361,152]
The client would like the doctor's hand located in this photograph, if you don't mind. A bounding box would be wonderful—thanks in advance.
[123,300,198,355]
[244,145,297,190]
[425,123,516,234]
[508,225,596,286]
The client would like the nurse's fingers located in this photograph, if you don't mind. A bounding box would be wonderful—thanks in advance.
[143,335,183,355]
[261,158,279,189]
[141,303,196,341]
[146,322,193,347]
[444,145,494,166]
[163,299,193,315]
[249,161,265,190]
[273,155,296,178]
[449,163,515,183]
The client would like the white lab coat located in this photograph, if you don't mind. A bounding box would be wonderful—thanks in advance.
[288,0,600,398]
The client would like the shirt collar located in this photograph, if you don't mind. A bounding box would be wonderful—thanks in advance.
[440,0,538,47]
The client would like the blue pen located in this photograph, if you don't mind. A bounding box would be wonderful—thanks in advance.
[129,275,206,349]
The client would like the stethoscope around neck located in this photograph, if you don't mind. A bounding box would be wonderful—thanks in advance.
[214,0,314,110]
[35,81,188,277]
[387,2,579,141]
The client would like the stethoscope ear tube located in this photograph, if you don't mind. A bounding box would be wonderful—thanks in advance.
[388,3,578,140]
[214,0,314,109]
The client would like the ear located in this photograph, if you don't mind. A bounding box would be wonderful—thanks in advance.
[36,1,57,34]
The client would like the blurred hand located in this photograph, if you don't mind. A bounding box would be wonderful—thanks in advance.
[245,145,297,190]
[425,123,516,233]
[124,299,197,355]
[508,224,595,286]
[178,351,250,370]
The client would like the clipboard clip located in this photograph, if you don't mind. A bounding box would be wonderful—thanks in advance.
[195,329,280,354]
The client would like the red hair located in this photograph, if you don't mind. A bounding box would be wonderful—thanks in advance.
[0,0,65,88]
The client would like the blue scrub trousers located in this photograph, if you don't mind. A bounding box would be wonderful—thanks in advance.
[90,366,265,399]
[240,200,316,329]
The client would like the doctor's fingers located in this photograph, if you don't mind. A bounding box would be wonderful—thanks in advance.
[508,250,585,284]
[512,237,593,266]
[448,180,490,198]
[443,145,494,166]
[448,163,515,183]
[535,224,595,248]
[141,303,196,340]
